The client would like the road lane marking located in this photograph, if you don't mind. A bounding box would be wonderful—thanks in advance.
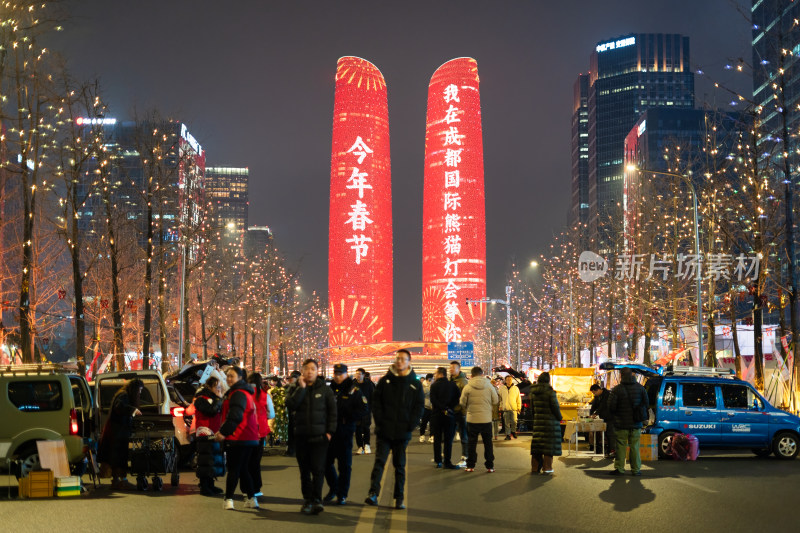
[674,476,718,493]
[354,452,391,533]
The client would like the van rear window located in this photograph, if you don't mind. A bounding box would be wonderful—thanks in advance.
[8,381,63,411]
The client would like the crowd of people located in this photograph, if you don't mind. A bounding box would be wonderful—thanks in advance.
[97,350,650,514]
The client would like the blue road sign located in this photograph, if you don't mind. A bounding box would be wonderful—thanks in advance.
[447,341,474,366]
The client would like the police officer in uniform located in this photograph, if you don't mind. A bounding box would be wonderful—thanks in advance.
[323,364,367,505]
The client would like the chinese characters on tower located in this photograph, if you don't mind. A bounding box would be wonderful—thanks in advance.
[329,57,392,346]
[422,58,487,343]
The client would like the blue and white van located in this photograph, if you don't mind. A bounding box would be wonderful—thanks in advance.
[600,362,800,460]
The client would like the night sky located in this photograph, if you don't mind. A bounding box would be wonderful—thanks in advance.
[58,0,752,341]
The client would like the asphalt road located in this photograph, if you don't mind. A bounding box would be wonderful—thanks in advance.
[2,437,798,533]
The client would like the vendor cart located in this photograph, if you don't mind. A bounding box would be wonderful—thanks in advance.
[129,415,179,491]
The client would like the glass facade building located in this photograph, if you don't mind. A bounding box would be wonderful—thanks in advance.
[206,166,249,247]
[570,74,590,227]
[583,34,694,252]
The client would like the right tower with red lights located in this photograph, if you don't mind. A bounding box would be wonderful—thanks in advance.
[422,57,486,343]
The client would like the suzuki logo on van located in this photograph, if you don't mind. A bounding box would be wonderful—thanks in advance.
[578,251,608,282]
[684,424,716,430]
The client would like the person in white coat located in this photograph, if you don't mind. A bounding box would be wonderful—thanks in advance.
[459,367,500,472]
[498,375,522,439]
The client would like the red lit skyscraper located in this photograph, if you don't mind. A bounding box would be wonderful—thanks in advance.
[329,57,392,346]
[422,58,486,342]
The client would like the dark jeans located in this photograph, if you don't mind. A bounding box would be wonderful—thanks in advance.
[466,422,494,469]
[454,411,468,457]
[431,411,456,466]
[355,414,371,449]
[420,409,432,436]
[246,438,265,493]
[296,437,329,502]
[325,429,354,498]
[368,436,410,499]
[225,444,255,500]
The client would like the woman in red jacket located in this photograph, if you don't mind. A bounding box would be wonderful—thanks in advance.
[214,367,259,511]
[247,372,273,497]
[188,376,224,496]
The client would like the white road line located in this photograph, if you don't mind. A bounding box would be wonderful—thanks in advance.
[673,476,718,493]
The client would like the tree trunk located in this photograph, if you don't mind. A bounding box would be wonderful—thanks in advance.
[104,191,124,370]
[142,187,154,369]
[753,288,765,390]
[71,214,86,375]
[197,286,208,360]
[731,301,742,379]
[589,281,596,364]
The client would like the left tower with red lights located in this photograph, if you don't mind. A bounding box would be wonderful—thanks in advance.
[329,57,393,346]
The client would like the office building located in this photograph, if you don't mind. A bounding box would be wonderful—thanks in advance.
[581,34,694,251]
[206,166,249,248]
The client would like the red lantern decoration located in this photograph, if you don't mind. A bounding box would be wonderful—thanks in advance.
[57,289,67,300]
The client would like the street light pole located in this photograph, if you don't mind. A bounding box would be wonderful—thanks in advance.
[467,285,514,368]
[629,165,704,366]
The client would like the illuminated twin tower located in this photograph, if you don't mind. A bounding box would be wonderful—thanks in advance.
[329,56,486,347]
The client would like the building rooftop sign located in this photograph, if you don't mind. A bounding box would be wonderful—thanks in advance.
[180,123,203,156]
[596,36,635,53]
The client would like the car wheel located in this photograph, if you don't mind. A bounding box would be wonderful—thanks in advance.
[16,446,41,479]
[752,448,772,458]
[772,432,799,460]
[658,430,678,459]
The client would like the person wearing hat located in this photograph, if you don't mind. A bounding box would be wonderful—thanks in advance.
[323,364,366,505]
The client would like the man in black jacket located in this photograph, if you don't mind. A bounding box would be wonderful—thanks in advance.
[284,370,302,457]
[608,368,649,476]
[590,383,615,458]
[324,364,366,505]
[354,367,375,454]
[286,359,337,515]
[429,367,460,469]
[364,349,425,510]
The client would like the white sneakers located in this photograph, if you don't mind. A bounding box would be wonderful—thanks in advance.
[245,497,260,509]
[419,435,427,443]
[356,447,364,455]
[364,445,372,454]
[223,499,234,510]
[428,436,435,443]
[457,460,467,467]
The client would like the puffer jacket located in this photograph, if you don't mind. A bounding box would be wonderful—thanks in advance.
[498,383,522,412]
[609,379,649,430]
[285,377,337,440]
[220,380,259,445]
[530,383,563,457]
[423,380,432,410]
[460,376,500,424]
[191,386,222,434]
[450,371,468,414]
[372,366,425,440]
[330,377,367,433]
[195,437,225,478]
[254,389,272,439]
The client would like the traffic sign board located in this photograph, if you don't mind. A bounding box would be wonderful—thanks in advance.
[447,341,474,366]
